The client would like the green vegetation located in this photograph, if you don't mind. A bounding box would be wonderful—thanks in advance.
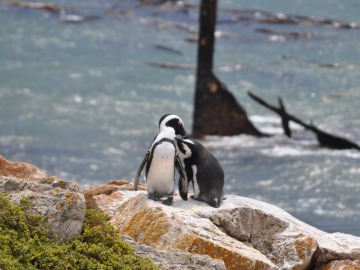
[0,193,159,270]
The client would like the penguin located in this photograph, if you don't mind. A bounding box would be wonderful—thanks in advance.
[176,139,224,208]
[134,114,188,205]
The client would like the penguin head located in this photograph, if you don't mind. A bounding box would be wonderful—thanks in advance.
[177,139,195,159]
[159,114,187,137]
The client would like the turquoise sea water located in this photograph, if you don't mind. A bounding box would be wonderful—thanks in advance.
[1,0,360,235]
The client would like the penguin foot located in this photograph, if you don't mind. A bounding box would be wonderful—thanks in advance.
[148,193,158,201]
[191,195,221,208]
[162,196,173,206]
[208,199,220,208]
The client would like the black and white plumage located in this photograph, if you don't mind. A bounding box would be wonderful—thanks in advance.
[134,114,188,205]
[176,139,224,208]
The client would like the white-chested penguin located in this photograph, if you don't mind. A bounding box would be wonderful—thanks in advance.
[176,139,224,208]
[134,114,188,205]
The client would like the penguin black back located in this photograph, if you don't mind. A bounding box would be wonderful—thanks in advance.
[177,139,224,208]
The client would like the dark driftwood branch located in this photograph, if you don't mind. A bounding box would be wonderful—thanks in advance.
[248,91,360,150]
[248,92,293,137]
[278,97,291,137]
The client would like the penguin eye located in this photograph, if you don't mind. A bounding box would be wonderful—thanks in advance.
[178,121,183,126]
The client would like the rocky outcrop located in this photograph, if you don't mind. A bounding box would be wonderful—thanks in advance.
[0,156,47,179]
[81,179,146,216]
[123,235,226,270]
[82,181,227,269]
[195,196,360,269]
[317,260,360,270]
[83,181,360,270]
[3,154,357,269]
[112,193,277,269]
[0,176,85,241]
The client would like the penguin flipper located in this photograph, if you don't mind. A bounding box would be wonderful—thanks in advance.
[176,155,188,200]
[134,152,149,191]
[178,177,188,201]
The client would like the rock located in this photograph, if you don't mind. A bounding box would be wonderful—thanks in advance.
[0,156,47,179]
[123,235,226,270]
[317,260,360,270]
[111,194,278,270]
[0,176,85,241]
[82,181,360,270]
[196,196,319,269]
[81,179,145,216]
[193,196,360,269]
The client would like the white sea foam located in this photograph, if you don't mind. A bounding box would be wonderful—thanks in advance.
[202,124,360,159]
[250,115,280,124]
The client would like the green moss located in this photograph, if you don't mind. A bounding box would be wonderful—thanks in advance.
[0,193,159,270]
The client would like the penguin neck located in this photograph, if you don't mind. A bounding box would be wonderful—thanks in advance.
[160,126,176,136]
[154,127,176,144]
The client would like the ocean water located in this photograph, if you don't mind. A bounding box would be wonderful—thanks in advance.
[1,0,359,236]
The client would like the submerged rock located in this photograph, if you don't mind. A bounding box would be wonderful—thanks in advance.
[0,176,85,241]
[83,180,360,270]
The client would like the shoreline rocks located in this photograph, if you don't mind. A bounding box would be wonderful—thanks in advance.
[1,155,360,269]
[112,193,277,269]
[84,181,360,270]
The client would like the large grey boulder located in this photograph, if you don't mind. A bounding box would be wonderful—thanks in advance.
[196,195,360,269]
[0,176,85,241]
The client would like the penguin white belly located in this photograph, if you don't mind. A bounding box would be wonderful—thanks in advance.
[147,142,176,197]
[191,165,200,198]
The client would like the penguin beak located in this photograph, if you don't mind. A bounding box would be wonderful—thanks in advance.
[175,127,187,139]
[180,127,187,137]
[176,128,187,139]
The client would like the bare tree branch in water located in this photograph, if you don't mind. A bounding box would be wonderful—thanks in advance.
[248,91,360,150]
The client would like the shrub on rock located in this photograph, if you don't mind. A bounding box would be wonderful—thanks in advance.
[0,193,158,270]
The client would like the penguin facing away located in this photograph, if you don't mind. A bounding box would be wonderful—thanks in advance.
[134,114,188,205]
[176,139,224,208]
